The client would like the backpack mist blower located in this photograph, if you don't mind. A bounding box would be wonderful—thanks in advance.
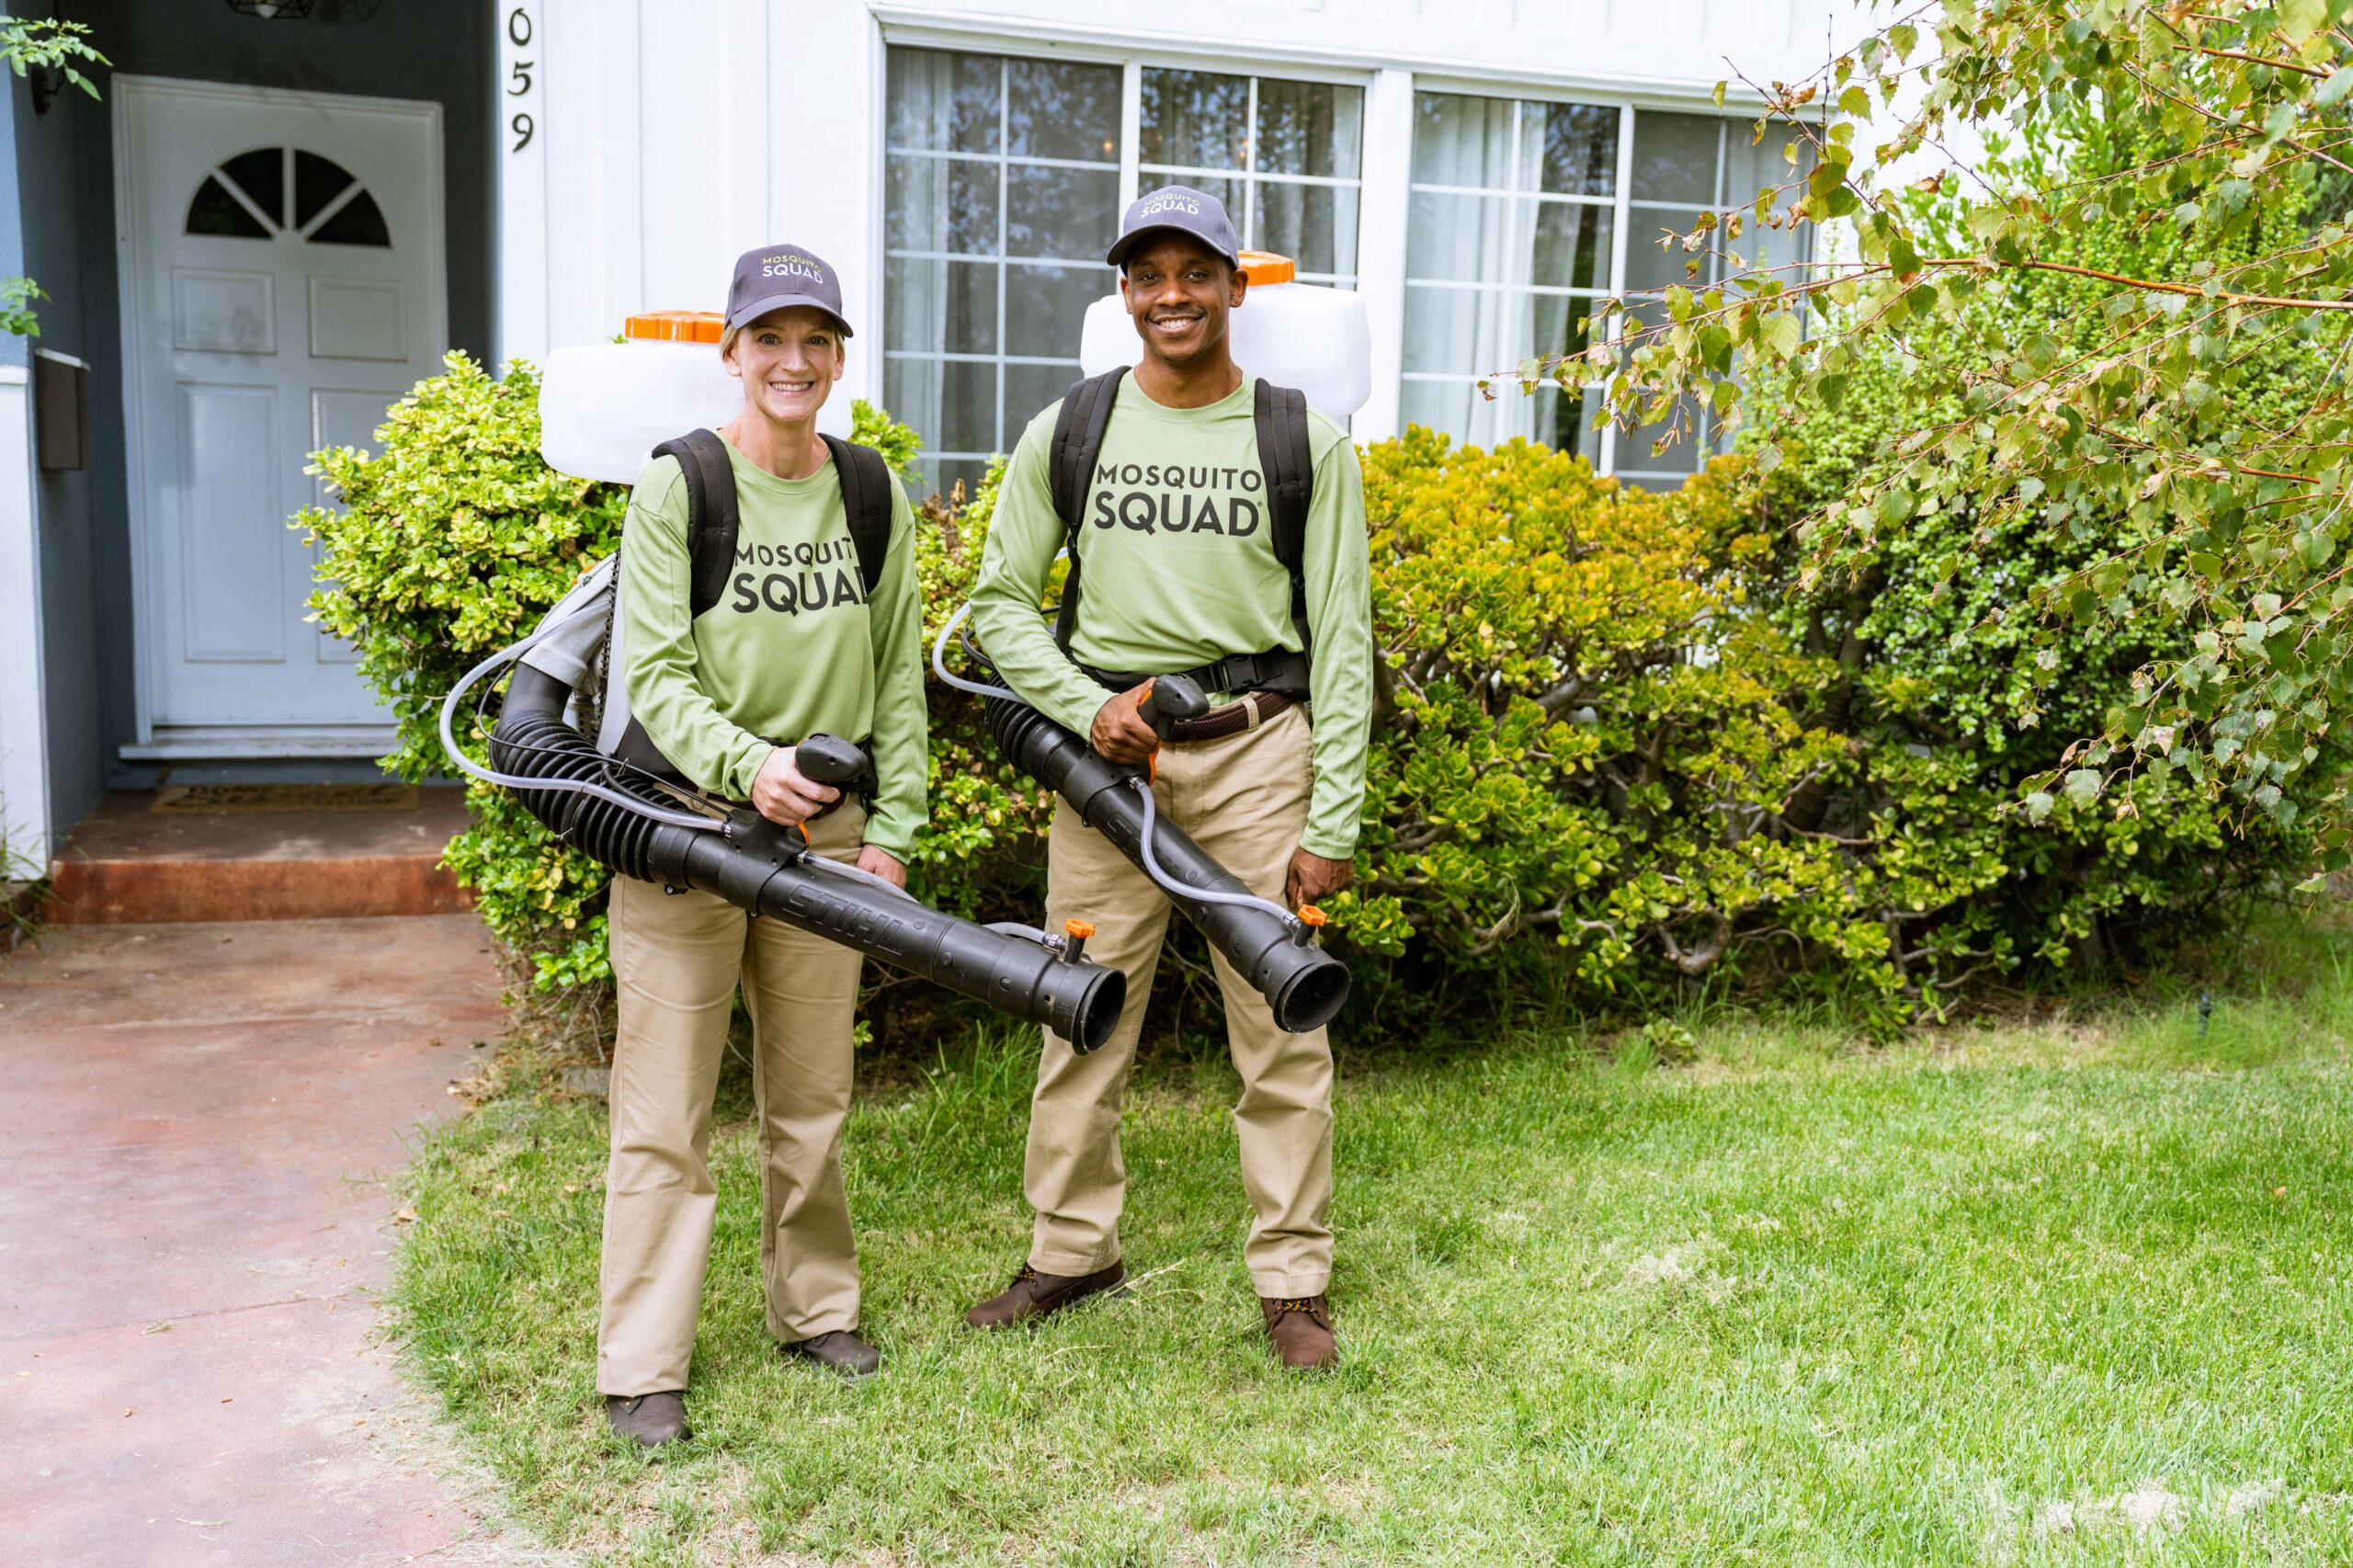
[438,318,1126,1052]
[931,257,1372,1037]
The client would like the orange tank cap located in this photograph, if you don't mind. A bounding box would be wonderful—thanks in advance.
[1238,251,1296,286]
[624,311,724,344]
[1064,918,1097,939]
[1297,903,1327,927]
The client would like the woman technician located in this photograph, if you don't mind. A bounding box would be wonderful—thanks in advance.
[597,244,926,1448]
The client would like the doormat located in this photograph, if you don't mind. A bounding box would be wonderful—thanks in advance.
[152,783,421,814]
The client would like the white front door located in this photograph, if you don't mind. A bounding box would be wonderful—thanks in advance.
[114,76,446,758]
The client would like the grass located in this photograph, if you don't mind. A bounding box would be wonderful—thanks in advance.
[392,909,2353,1565]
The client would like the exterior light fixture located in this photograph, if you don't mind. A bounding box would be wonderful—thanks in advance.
[225,0,318,16]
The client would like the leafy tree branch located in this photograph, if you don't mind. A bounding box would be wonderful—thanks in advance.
[1534,0,2353,881]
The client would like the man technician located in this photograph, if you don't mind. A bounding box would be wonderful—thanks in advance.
[963,186,1373,1369]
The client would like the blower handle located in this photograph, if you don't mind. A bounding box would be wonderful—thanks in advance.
[1136,673,1210,743]
[793,733,871,790]
[1131,674,1209,786]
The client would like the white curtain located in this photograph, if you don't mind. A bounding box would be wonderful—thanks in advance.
[1404,93,1546,447]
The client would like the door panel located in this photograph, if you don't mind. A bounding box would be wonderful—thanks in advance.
[173,270,276,354]
[116,77,446,747]
[176,384,283,663]
[308,278,406,361]
[309,389,396,665]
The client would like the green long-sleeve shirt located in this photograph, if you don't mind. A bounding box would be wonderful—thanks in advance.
[619,436,928,859]
[971,373,1373,859]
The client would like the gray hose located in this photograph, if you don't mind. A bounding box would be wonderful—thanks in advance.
[438,603,724,835]
[931,598,1017,700]
[938,597,1301,928]
[1130,774,1302,927]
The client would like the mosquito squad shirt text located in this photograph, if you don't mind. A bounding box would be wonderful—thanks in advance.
[619,437,928,858]
[971,374,1374,860]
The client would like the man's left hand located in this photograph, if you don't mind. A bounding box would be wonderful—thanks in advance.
[1284,848,1353,911]
[857,846,907,889]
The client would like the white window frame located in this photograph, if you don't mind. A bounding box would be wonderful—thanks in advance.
[1395,83,1790,483]
[1395,92,1633,474]
[875,19,1770,468]
[880,34,1376,482]
[1133,65,1370,288]
[880,51,1126,483]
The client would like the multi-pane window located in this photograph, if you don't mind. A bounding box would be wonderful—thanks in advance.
[884,49,1123,499]
[1402,94,1813,488]
[884,48,1368,495]
[1139,70,1363,285]
[883,56,1800,493]
[1401,93,1617,466]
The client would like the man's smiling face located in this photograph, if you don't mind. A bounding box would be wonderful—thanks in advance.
[724,304,844,425]
[1120,234,1247,371]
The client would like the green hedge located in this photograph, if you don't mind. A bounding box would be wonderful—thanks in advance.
[299,353,2317,1040]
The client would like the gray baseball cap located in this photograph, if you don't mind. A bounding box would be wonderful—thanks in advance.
[725,242,852,338]
[1106,184,1241,269]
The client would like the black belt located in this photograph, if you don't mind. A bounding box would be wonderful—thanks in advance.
[1079,646,1311,699]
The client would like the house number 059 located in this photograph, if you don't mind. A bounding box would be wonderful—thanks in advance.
[506,6,536,153]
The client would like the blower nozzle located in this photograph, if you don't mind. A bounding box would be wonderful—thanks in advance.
[983,691,1351,1036]
[489,665,1127,1053]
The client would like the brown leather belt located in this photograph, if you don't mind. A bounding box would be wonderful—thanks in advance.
[1165,689,1299,744]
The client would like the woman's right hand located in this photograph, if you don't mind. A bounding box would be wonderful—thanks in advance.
[751,745,840,827]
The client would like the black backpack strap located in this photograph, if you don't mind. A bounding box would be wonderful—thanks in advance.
[650,428,739,619]
[1253,380,1316,658]
[1049,367,1128,653]
[821,433,893,596]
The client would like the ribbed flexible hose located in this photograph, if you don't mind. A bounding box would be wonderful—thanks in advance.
[485,665,1128,1053]
[983,694,1350,1036]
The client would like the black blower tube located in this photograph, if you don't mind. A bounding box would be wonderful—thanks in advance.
[491,665,1127,1053]
[983,694,1352,1036]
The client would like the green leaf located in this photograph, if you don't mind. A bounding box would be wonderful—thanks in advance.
[1762,312,1803,359]
[2279,0,2327,41]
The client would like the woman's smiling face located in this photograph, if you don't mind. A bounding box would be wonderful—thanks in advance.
[724,305,844,425]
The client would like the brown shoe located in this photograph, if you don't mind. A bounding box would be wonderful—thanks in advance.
[605,1390,690,1447]
[963,1260,1126,1328]
[1260,1295,1337,1369]
[784,1329,881,1381]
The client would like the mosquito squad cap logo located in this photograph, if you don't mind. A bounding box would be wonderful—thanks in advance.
[1106,184,1241,268]
[725,242,853,338]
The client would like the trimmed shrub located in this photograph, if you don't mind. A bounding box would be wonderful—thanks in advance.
[301,350,2313,1045]
[298,354,627,995]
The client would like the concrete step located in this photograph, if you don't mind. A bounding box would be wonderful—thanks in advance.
[45,786,474,925]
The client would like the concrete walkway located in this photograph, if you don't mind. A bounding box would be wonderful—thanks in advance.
[0,915,544,1565]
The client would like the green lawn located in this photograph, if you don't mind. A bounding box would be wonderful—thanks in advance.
[393,914,2353,1565]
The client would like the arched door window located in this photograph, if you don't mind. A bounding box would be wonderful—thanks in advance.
[184,147,391,246]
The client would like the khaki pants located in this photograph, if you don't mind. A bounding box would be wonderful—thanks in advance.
[596,802,867,1397]
[1028,702,1335,1298]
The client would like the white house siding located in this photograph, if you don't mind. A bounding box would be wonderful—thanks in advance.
[494,0,1847,477]
[0,366,48,869]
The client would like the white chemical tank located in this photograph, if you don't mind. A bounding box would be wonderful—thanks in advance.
[1077,252,1370,418]
[538,311,850,483]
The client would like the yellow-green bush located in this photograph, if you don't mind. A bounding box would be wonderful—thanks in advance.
[301,353,2305,1041]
